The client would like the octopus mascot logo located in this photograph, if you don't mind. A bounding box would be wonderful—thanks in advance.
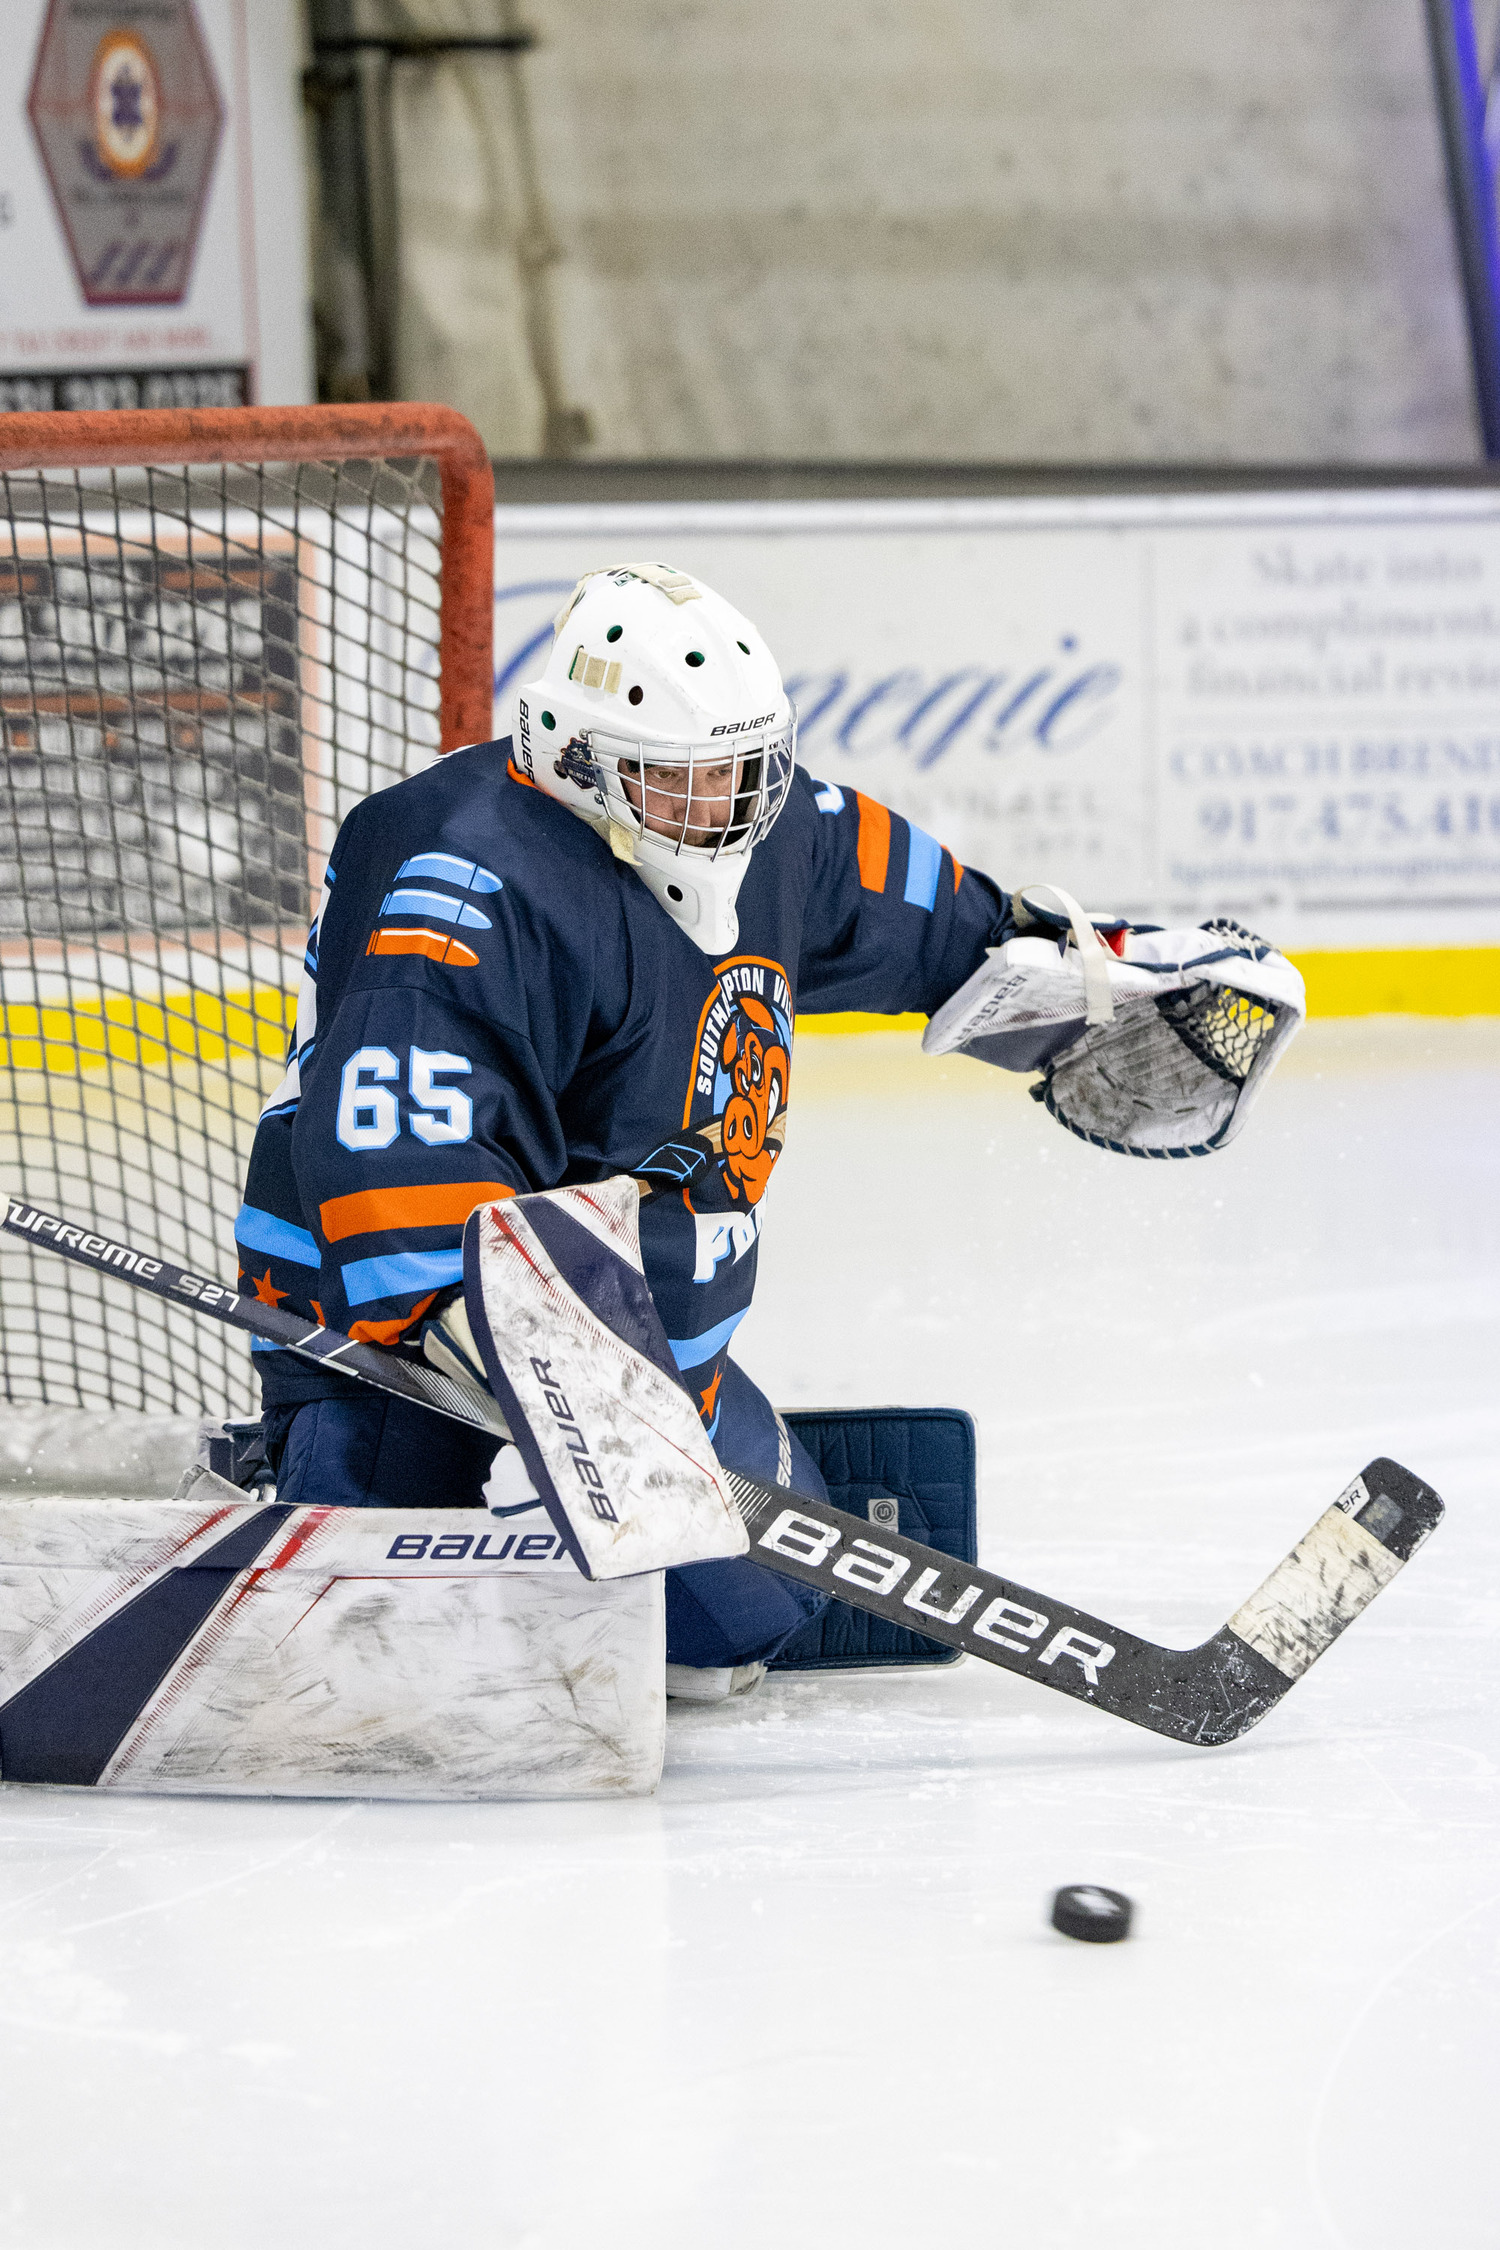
[685,957,793,1210]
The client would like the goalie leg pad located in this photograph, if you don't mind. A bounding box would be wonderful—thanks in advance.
[0,1491,664,1800]
[770,1407,978,1671]
[463,1179,749,1581]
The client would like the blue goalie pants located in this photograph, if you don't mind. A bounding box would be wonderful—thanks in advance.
[262,1357,830,1669]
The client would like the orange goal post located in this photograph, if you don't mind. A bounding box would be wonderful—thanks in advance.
[0,403,495,1422]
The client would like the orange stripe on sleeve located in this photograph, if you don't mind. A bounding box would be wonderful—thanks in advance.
[319,1180,515,1244]
[952,856,964,891]
[366,927,480,967]
[855,792,891,892]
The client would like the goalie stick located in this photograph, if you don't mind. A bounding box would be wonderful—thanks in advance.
[722,1460,1441,1745]
[2,1199,506,1439]
[3,1197,1444,1745]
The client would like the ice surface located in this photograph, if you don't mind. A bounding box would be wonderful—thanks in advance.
[0,1405,198,1495]
[0,1019,1495,2248]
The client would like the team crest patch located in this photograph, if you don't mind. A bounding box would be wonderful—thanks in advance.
[686,957,793,1207]
[635,956,794,1215]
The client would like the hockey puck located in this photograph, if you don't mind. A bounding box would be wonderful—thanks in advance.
[1050,1884,1133,1943]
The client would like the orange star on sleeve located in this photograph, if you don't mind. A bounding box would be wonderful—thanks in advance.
[250,1267,288,1307]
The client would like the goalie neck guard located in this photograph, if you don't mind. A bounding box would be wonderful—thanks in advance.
[510,563,796,954]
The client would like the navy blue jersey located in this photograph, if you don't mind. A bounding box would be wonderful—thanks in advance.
[237,742,1013,1435]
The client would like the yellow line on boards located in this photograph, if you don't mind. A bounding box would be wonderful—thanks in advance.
[1291,948,1500,1017]
[798,1012,930,1036]
[0,987,296,1073]
[796,949,1500,1033]
[4,950,1496,1075]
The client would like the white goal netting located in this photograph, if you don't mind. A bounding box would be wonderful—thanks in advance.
[1,453,449,1421]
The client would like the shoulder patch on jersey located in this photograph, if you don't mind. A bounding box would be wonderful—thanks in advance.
[365,850,505,969]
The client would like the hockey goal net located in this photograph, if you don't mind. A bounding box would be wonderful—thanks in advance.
[1,404,493,1422]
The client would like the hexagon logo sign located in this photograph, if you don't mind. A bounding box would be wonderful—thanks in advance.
[27,0,224,307]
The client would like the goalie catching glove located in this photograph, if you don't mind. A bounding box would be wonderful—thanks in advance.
[923,882,1305,1158]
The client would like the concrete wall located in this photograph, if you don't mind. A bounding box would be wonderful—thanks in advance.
[375,0,1481,461]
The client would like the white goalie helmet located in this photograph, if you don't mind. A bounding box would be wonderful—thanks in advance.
[509,562,796,954]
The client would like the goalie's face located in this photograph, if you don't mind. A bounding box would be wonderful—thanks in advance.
[619,752,747,851]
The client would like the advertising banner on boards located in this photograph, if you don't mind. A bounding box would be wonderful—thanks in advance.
[495,493,1500,962]
[0,0,309,411]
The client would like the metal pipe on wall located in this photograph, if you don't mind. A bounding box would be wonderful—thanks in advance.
[303,1,589,450]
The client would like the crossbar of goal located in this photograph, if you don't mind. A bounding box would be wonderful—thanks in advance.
[0,404,495,753]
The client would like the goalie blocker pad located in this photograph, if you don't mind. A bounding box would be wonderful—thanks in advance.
[462,1178,748,1581]
[923,918,1305,1158]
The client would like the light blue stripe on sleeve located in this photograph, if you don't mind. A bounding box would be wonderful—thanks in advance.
[381,887,492,930]
[666,1306,747,1370]
[813,782,845,814]
[396,851,503,893]
[903,823,943,912]
[235,1204,320,1267]
[341,1247,464,1307]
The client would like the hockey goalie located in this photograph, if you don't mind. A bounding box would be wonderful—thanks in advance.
[228,561,1307,1703]
[5,559,1441,1801]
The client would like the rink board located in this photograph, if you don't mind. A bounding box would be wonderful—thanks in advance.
[493,490,1500,964]
[0,1481,665,1801]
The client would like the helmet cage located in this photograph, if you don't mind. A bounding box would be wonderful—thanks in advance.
[569,714,797,861]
